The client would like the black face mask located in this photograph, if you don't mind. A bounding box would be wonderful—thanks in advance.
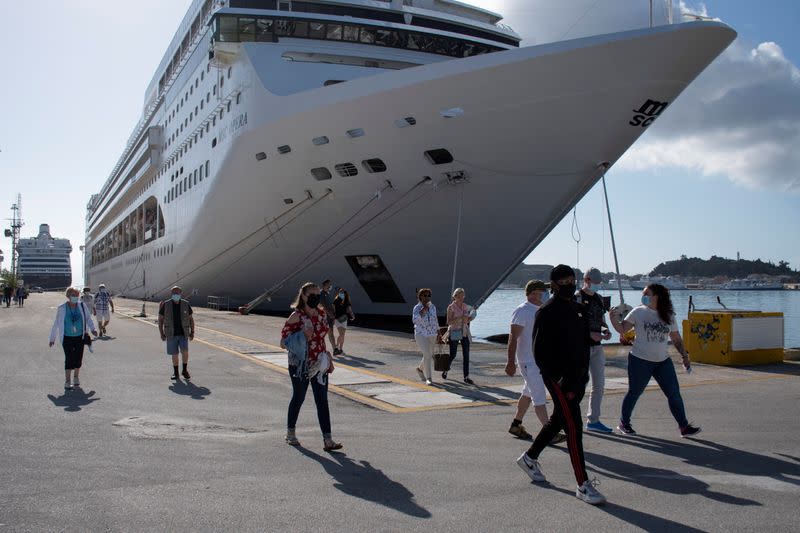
[305,294,320,308]
[556,283,576,299]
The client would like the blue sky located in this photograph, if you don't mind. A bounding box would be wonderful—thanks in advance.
[0,1,798,283]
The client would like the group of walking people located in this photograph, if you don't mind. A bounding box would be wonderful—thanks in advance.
[505,265,699,505]
[47,266,699,506]
[50,284,197,389]
[2,285,27,307]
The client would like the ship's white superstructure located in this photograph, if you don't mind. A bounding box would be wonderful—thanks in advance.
[18,224,72,290]
[85,0,735,325]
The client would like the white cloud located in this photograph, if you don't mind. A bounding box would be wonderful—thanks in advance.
[617,38,800,191]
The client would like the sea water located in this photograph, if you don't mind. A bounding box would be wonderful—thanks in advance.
[470,289,800,348]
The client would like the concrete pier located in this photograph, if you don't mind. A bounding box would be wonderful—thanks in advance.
[1,293,798,531]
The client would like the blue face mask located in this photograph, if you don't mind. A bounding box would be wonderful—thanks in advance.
[641,295,651,306]
[69,296,80,304]
[338,292,345,299]
[171,294,181,302]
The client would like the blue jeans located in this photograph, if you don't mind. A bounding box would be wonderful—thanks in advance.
[448,337,470,378]
[621,354,689,428]
[287,365,332,437]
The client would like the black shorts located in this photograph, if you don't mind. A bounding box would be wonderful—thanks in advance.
[63,336,85,370]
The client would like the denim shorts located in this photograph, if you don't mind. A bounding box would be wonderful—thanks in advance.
[166,335,189,355]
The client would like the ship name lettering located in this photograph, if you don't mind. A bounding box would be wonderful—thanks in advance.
[629,99,669,127]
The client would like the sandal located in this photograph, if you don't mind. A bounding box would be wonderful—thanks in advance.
[323,440,343,452]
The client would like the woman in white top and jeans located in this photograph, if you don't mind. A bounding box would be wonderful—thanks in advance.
[446,287,474,384]
[609,283,700,437]
[412,288,438,385]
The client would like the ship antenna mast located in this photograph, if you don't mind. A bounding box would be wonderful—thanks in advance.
[7,194,23,279]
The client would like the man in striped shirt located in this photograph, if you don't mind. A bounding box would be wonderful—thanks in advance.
[94,284,115,337]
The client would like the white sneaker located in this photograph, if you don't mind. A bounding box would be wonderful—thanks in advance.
[64,381,72,390]
[576,478,606,505]
[516,452,546,482]
[73,378,80,387]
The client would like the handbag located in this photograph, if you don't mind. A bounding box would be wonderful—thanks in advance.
[449,327,464,342]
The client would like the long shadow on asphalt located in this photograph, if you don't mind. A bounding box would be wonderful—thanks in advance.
[587,432,800,490]
[436,381,517,403]
[47,387,100,412]
[296,447,431,518]
[542,485,706,533]
[168,380,212,400]
[335,353,387,368]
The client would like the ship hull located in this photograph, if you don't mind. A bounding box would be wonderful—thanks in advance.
[86,21,736,326]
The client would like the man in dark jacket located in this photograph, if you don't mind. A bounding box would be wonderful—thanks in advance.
[516,264,606,505]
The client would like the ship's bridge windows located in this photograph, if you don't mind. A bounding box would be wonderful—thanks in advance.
[211,14,504,59]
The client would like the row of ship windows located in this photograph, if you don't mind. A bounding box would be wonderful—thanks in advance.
[213,15,503,58]
[157,0,214,94]
[304,148,452,182]
[164,95,235,153]
[164,65,233,138]
[165,161,211,204]
[89,196,165,267]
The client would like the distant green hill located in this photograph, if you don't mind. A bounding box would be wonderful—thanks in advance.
[650,255,798,278]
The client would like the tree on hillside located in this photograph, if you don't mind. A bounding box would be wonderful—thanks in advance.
[651,255,798,278]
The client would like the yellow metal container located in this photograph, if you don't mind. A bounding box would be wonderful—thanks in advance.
[682,311,784,365]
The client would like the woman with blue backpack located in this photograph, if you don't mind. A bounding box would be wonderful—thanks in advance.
[280,282,342,452]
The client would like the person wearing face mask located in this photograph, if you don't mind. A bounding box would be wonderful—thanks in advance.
[332,288,355,356]
[93,283,115,337]
[280,282,342,451]
[505,280,567,444]
[49,287,98,390]
[577,268,614,433]
[412,288,438,385]
[445,287,475,384]
[516,265,606,505]
[609,283,700,438]
[158,286,195,381]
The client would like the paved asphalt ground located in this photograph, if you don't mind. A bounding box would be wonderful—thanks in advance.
[1,294,799,532]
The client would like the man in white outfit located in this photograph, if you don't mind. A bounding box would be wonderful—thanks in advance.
[505,280,565,444]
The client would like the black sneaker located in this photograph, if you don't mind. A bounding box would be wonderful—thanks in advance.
[171,373,179,381]
[182,369,191,380]
[617,421,637,436]
[464,377,475,385]
[680,424,702,437]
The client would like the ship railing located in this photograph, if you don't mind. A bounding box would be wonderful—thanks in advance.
[161,81,244,165]
[91,6,219,213]
[207,295,230,311]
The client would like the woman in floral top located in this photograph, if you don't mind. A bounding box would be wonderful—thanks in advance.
[281,282,342,452]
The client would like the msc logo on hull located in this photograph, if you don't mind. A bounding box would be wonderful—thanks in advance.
[629,99,669,127]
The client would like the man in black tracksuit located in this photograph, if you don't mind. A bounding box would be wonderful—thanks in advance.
[516,264,606,505]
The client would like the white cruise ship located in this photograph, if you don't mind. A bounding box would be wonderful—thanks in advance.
[18,224,72,290]
[84,0,735,325]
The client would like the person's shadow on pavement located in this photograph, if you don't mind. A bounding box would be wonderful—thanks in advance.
[543,484,708,532]
[297,447,431,518]
[47,387,100,412]
[588,432,800,491]
[168,380,211,400]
